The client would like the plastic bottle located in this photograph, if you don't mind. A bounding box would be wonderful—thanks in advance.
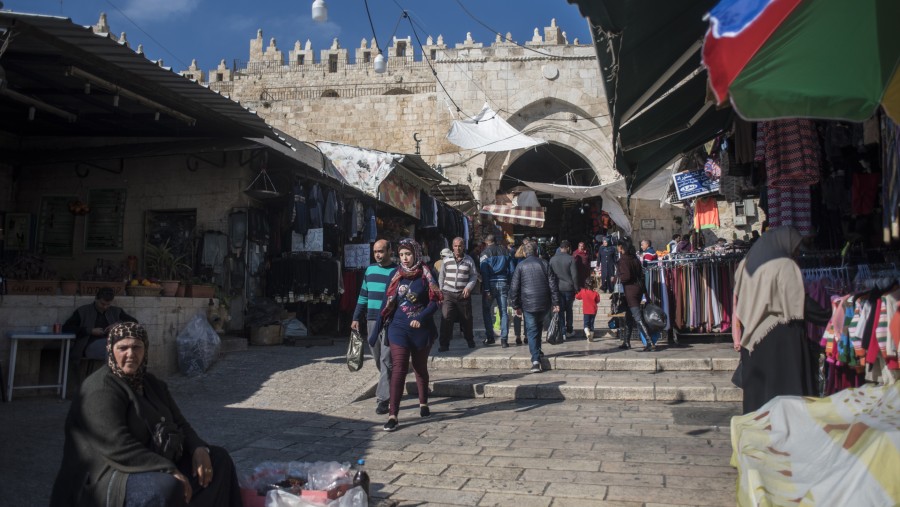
[352,458,370,497]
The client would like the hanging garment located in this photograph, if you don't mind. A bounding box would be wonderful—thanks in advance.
[364,206,377,243]
[693,197,720,230]
[308,183,324,228]
[767,186,813,236]
[292,183,309,236]
[323,188,338,225]
[852,172,880,216]
[755,119,822,188]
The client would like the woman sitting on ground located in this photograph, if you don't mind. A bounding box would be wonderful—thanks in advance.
[369,237,442,432]
[50,322,242,507]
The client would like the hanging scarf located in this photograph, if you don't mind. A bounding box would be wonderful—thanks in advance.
[733,226,806,353]
[382,238,442,319]
[106,321,149,394]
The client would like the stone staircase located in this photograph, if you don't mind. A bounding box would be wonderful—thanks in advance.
[402,295,742,403]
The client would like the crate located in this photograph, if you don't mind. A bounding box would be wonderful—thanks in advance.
[250,324,283,346]
[6,280,59,295]
[79,281,126,297]
[126,285,162,297]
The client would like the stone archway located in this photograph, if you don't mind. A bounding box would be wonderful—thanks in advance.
[478,97,616,204]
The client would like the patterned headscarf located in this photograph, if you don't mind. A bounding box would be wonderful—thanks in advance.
[382,238,442,319]
[107,321,149,394]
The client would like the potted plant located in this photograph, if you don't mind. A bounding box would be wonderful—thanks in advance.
[144,240,190,297]
[185,277,216,299]
[1,253,59,295]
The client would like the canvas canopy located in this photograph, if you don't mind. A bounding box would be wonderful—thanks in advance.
[447,103,547,152]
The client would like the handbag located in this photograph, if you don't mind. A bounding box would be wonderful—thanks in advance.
[347,329,365,372]
[642,303,667,332]
[150,419,184,462]
[731,361,743,388]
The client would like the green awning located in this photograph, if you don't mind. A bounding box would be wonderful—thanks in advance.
[567,0,732,193]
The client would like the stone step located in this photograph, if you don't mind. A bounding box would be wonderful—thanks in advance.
[430,339,740,373]
[406,368,741,402]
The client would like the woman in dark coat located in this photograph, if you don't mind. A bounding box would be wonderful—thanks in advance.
[615,241,652,350]
[50,322,242,507]
[733,226,830,414]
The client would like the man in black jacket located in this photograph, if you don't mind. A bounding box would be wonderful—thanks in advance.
[549,240,578,341]
[510,242,559,373]
[63,287,138,363]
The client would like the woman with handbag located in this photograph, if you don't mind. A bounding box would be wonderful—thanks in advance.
[369,238,442,432]
[615,241,653,351]
[50,322,242,507]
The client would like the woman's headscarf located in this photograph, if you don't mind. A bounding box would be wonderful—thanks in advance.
[107,321,149,394]
[382,238,441,318]
[733,226,806,353]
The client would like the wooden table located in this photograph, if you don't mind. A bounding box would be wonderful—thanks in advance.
[6,333,76,402]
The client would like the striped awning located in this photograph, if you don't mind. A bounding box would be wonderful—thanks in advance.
[480,204,545,228]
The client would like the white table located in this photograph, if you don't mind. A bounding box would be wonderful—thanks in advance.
[6,333,76,402]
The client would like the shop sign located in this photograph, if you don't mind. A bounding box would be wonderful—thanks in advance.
[291,227,323,252]
[672,169,720,201]
[344,243,371,269]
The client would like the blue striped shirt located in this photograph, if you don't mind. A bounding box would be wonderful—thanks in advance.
[353,263,397,321]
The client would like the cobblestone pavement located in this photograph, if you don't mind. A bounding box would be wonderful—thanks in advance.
[0,339,739,506]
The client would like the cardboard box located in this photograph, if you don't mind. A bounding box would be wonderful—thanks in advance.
[250,324,283,346]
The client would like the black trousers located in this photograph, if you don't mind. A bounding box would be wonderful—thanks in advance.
[439,291,474,347]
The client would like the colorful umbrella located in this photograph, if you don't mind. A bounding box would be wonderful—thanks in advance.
[702,0,900,123]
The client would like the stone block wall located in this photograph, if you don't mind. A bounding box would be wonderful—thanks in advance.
[0,295,211,388]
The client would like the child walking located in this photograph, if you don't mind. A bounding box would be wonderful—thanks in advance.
[575,281,600,340]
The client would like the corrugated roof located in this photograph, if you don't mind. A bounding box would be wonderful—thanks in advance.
[0,11,277,140]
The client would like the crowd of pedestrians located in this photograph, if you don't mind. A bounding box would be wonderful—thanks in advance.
[353,233,663,430]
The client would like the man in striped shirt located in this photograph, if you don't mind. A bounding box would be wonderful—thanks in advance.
[437,237,479,351]
[352,239,396,415]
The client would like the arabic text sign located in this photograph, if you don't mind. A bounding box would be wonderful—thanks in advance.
[672,169,720,201]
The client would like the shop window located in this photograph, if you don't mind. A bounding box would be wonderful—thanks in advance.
[84,188,126,251]
[38,196,77,256]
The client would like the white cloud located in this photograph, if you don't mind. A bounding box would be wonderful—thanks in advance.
[120,0,201,22]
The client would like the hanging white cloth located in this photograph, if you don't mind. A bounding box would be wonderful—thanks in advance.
[446,103,547,152]
[518,181,634,235]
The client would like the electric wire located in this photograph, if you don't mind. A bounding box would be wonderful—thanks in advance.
[102,0,189,69]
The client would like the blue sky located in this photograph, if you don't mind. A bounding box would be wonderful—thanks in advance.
[3,0,592,72]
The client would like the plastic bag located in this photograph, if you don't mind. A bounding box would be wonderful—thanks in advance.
[283,318,308,337]
[546,312,563,343]
[642,303,667,332]
[266,486,367,507]
[346,329,364,372]
[176,314,221,376]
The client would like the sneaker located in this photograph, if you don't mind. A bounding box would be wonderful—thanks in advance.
[501,341,509,348]
[467,341,476,349]
[375,400,389,415]
[383,418,398,432]
[584,327,590,337]
[515,337,522,346]
[483,338,496,345]
[524,337,528,344]
[530,361,543,373]
[420,405,431,417]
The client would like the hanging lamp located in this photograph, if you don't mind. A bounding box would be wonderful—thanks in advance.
[311,0,327,22]
[373,52,386,73]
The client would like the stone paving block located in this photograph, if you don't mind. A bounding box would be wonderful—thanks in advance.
[414,452,494,466]
[543,482,608,499]
[389,485,483,506]
[476,356,513,369]
[484,382,534,399]
[509,357,534,370]
[433,356,463,369]
[657,358,712,371]
[715,385,744,402]
[624,451,731,467]
[404,443,484,455]
[479,446,554,458]
[595,384,655,400]
[712,357,740,371]
[606,485,734,506]
[463,477,548,495]
[554,356,606,370]
[429,380,481,398]
[245,437,296,450]
[550,498,642,507]
[549,449,626,462]
[604,358,657,371]
[655,385,716,402]
[443,464,523,481]
[487,456,599,472]
[462,356,479,369]
[391,472,468,489]
[387,462,448,476]
[478,492,552,507]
